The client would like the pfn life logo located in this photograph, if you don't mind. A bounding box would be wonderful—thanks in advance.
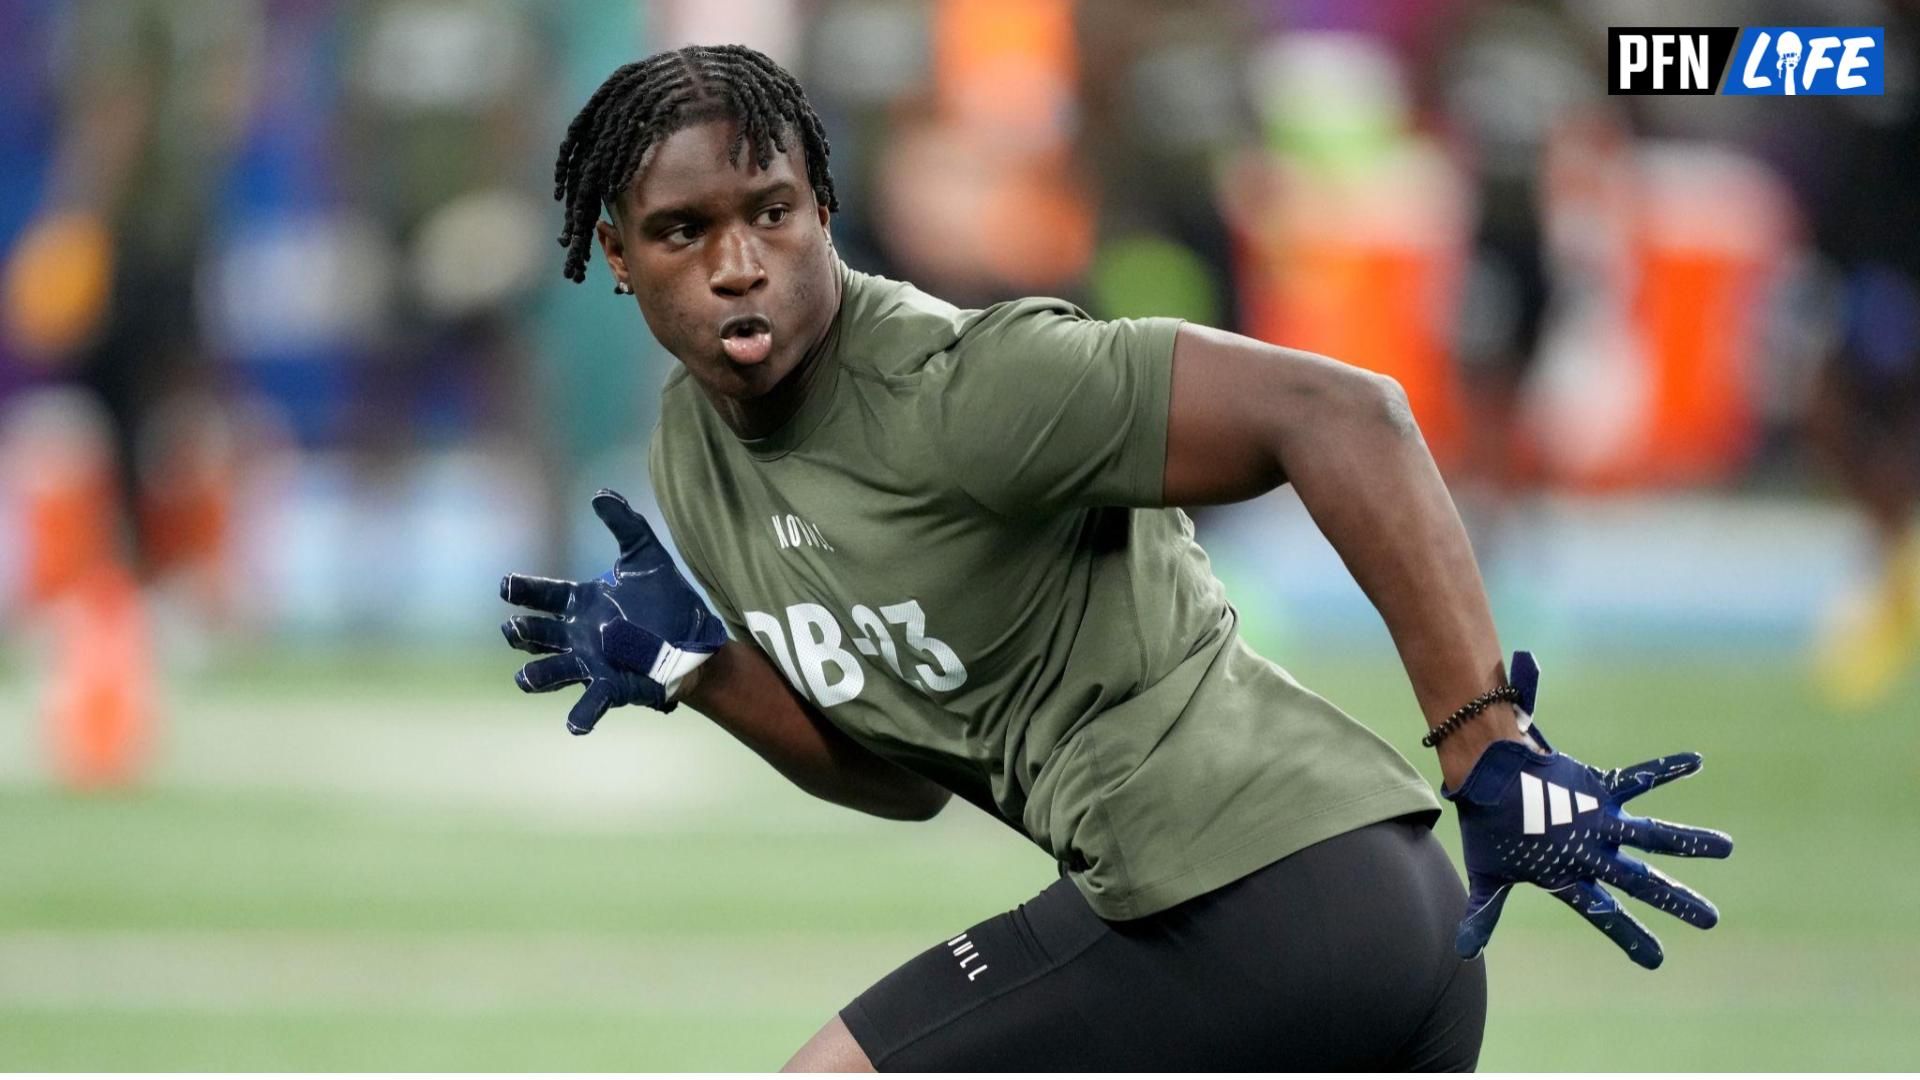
[1724,28,1883,95]
[1609,26,1883,95]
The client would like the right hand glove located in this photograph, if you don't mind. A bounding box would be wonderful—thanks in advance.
[499,489,728,734]
[1445,652,1734,970]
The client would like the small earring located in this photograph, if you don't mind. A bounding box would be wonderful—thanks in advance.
[614,280,633,295]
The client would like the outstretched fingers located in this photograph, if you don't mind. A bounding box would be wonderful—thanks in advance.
[515,654,589,693]
[501,574,575,615]
[593,489,670,575]
[1600,852,1720,929]
[501,615,571,655]
[1619,814,1734,859]
[1606,752,1703,803]
[1550,879,1665,970]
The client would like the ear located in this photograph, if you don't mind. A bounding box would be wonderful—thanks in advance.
[595,219,631,289]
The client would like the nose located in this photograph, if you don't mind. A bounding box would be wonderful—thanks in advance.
[708,226,767,298]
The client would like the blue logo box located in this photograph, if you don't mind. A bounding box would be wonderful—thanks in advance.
[1721,27,1883,95]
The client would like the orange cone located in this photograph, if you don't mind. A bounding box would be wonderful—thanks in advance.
[5,390,119,609]
[46,565,156,790]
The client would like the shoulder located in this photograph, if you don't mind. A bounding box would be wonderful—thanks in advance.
[915,299,1185,515]
[828,267,976,380]
[954,294,1087,342]
[939,295,1103,375]
[932,294,1182,394]
[813,265,1105,383]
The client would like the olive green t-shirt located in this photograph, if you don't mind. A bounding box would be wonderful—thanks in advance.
[649,263,1439,920]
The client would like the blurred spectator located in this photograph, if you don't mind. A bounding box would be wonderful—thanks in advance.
[7,0,256,582]
[1436,0,1592,550]
[1074,0,1248,328]
[1804,5,1920,705]
[0,0,1907,654]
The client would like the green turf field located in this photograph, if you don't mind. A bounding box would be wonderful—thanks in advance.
[1,646,1915,1070]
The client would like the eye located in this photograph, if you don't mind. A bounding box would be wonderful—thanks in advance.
[755,205,790,228]
[660,222,703,247]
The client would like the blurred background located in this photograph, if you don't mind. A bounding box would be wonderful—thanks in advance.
[1,0,1916,1069]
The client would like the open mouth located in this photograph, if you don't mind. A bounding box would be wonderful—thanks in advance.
[718,314,774,365]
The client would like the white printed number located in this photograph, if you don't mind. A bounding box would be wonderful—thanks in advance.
[744,599,968,706]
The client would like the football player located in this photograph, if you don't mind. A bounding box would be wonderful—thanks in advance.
[499,45,1731,1071]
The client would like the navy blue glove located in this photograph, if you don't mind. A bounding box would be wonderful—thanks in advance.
[1445,652,1733,970]
[499,489,728,735]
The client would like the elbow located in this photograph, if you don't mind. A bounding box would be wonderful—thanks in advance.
[1362,371,1420,440]
[1265,364,1422,486]
[1262,346,1421,448]
[823,776,951,822]
[879,784,952,822]
[1273,364,1421,456]
[898,794,951,822]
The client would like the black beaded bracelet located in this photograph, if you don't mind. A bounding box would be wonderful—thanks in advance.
[1421,683,1523,749]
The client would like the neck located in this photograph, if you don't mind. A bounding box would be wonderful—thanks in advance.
[709,269,844,441]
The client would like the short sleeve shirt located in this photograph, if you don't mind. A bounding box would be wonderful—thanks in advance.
[650,263,1438,919]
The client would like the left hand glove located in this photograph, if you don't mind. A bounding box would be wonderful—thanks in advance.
[498,489,728,734]
[1446,651,1734,970]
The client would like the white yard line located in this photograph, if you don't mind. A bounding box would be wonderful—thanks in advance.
[0,687,907,834]
[2,929,1913,1015]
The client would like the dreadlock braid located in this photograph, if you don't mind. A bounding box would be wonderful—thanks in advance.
[552,60,651,236]
[552,44,840,284]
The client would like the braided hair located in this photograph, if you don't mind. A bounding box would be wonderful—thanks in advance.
[552,44,840,283]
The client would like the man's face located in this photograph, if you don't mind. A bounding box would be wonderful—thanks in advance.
[598,118,837,402]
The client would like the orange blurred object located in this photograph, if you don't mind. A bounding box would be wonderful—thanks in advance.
[2,211,113,364]
[1227,148,1469,464]
[1529,142,1795,491]
[979,152,1096,290]
[1622,151,1793,487]
[915,0,1094,291]
[6,390,122,608]
[24,469,118,607]
[934,0,1078,142]
[46,564,156,789]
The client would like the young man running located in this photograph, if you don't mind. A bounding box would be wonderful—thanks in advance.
[498,44,1731,1071]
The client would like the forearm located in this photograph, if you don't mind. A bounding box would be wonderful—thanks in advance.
[679,640,951,820]
[1274,375,1525,788]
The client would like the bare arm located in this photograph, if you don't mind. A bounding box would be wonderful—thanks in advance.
[678,640,952,821]
[1163,323,1525,789]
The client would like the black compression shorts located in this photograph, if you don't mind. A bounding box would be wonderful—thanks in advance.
[840,815,1486,1071]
